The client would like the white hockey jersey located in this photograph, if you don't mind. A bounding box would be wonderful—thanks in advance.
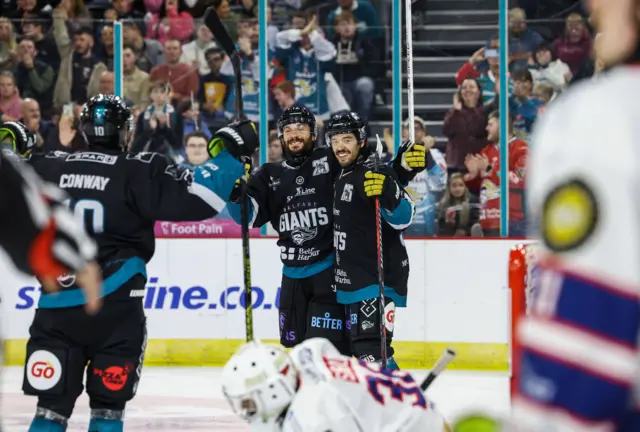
[513,67,640,431]
[281,338,447,432]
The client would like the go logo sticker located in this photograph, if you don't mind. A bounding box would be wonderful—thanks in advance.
[27,350,62,391]
[384,302,395,333]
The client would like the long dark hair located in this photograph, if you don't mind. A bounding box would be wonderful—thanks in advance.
[457,78,484,108]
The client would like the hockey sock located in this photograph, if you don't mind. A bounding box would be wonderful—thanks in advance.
[29,418,66,432]
[87,418,123,432]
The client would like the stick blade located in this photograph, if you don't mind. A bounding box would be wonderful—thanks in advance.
[203,7,237,55]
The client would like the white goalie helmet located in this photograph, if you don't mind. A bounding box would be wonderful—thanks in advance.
[221,341,298,426]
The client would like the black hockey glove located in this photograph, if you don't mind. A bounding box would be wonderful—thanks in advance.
[229,160,252,204]
[208,120,259,160]
[364,170,402,211]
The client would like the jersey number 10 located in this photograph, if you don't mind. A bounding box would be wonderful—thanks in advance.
[64,199,105,235]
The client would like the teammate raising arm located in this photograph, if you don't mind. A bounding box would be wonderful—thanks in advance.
[222,338,449,432]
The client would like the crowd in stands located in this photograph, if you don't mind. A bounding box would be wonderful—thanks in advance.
[0,0,596,238]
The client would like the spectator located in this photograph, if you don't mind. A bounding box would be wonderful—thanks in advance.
[94,24,115,68]
[326,0,382,41]
[183,131,209,166]
[150,38,199,104]
[509,69,543,142]
[464,110,527,237]
[122,20,164,73]
[198,47,227,124]
[456,39,514,104]
[146,0,195,45]
[98,71,114,94]
[332,11,378,123]
[21,12,60,72]
[181,22,217,75]
[436,173,479,237]
[533,83,554,106]
[7,0,40,23]
[528,44,571,92]
[571,34,602,85]
[0,71,23,121]
[0,18,19,72]
[177,99,212,144]
[43,108,86,152]
[20,98,46,148]
[133,81,180,154]
[104,0,145,22]
[552,13,593,76]
[122,45,150,110]
[443,78,487,178]
[59,0,92,30]
[504,7,543,71]
[268,130,283,163]
[213,0,240,43]
[267,6,279,50]
[273,80,305,112]
[14,37,54,118]
[276,15,336,120]
[53,26,97,108]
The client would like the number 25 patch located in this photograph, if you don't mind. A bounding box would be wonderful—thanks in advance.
[541,178,598,252]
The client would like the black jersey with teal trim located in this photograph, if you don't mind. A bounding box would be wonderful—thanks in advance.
[29,149,244,308]
[332,160,414,307]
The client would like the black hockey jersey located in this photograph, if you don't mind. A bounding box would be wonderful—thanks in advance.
[29,148,244,308]
[228,147,338,278]
[333,160,414,307]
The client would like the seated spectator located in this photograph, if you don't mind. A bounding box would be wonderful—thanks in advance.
[20,98,47,149]
[21,12,60,72]
[533,83,554,107]
[177,99,212,144]
[268,130,283,163]
[570,34,603,85]
[273,80,309,115]
[198,47,227,125]
[122,45,150,110]
[464,111,527,237]
[146,0,195,45]
[456,39,513,104]
[0,71,23,121]
[92,24,115,74]
[58,0,92,31]
[213,0,240,43]
[436,173,479,237]
[7,0,40,23]
[509,70,543,142]
[332,11,378,123]
[104,0,145,23]
[0,18,19,72]
[150,39,199,105]
[552,13,593,76]
[183,131,210,166]
[181,22,218,75]
[276,15,336,120]
[326,0,382,41]
[133,81,180,155]
[122,20,164,73]
[528,44,571,92]
[443,78,487,178]
[504,7,543,71]
[15,37,54,118]
[53,26,97,108]
[43,107,86,152]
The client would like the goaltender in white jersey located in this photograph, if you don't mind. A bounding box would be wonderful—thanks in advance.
[222,338,449,432]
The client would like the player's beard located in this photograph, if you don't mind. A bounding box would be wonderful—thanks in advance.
[286,136,312,155]
[589,0,640,66]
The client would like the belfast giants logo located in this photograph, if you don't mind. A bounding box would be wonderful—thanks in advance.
[279,207,329,245]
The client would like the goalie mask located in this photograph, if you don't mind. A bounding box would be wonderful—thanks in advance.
[221,341,298,426]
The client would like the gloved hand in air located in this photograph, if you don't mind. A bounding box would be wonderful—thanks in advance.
[364,168,402,211]
[229,158,252,204]
[396,141,426,172]
[208,120,259,160]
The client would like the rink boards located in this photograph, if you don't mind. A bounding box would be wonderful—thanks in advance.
[0,239,521,371]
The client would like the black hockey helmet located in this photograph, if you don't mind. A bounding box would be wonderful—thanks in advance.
[0,121,37,157]
[277,106,316,164]
[325,111,367,153]
[81,94,132,151]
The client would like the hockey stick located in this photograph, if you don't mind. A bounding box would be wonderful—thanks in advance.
[204,7,254,342]
[420,348,456,391]
[374,135,388,366]
[405,0,415,145]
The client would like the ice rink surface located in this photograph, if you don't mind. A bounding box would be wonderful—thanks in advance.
[1,367,511,431]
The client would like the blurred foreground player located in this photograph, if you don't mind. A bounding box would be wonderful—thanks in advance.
[222,338,449,432]
[511,0,640,430]
[22,94,256,432]
[0,145,101,312]
[327,112,414,369]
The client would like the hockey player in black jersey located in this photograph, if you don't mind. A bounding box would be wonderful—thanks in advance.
[21,94,257,432]
[225,106,425,356]
[327,112,415,369]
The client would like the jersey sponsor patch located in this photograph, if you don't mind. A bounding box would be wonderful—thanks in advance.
[67,152,117,165]
[541,178,598,252]
[26,350,63,391]
[126,152,157,163]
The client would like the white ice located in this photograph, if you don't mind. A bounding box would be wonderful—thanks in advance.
[1,367,511,431]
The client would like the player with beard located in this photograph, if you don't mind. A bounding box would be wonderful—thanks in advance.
[226,106,426,360]
[328,112,414,368]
